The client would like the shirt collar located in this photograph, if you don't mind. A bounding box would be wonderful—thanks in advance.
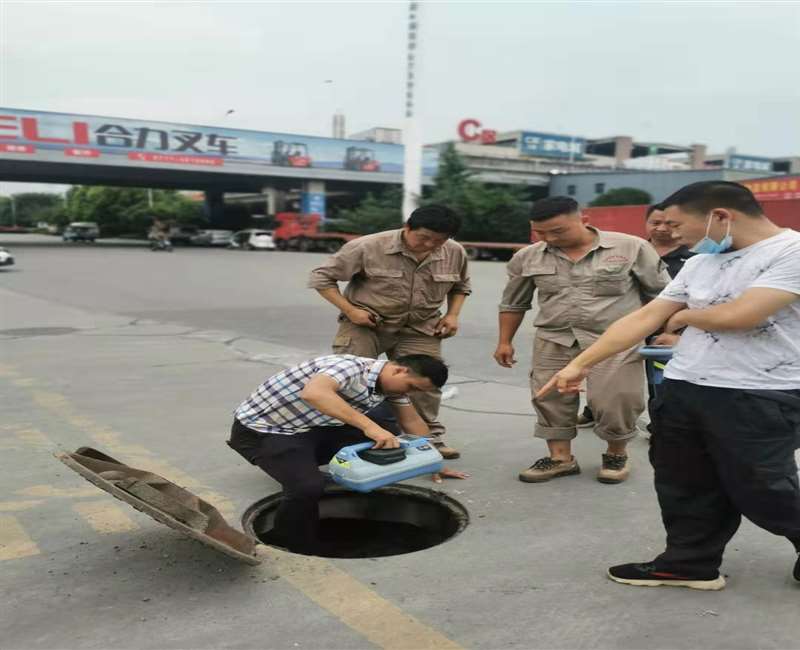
[545,226,613,253]
[367,359,388,395]
[383,228,446,261]
[660,245,692,260]
[383,230,405,254]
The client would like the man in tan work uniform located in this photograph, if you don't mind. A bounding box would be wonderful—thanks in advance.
[308,204,471,459]
[494,196,670,483]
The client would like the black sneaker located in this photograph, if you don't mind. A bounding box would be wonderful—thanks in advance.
[608,562,726,591]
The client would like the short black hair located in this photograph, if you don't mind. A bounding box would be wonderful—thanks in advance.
[659,181,763,218]
[394,354,449,388]
[530,196,579,222]
[645,203,664,219]
[407,205,461,237]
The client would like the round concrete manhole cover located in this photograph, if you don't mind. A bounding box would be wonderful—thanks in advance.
[242,484,469,558]
[0,327,79,337]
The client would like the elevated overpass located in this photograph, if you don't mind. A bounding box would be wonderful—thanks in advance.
[0,108,439,220]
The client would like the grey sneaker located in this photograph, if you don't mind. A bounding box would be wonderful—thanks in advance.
[519,456,580,483]
[597,453,630,484]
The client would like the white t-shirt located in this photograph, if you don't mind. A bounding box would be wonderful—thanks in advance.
[659,229,800,390]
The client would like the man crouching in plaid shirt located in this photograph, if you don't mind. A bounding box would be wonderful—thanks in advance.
[228,353,467,554]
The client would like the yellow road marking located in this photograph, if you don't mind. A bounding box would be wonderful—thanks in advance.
[73,500,139,534]
[0,515,40,561]
[0,500,44,512]
[16,485,99,498]
[28,389,236,518]
[12,377,37,387]
[0,364,20,378]
[14,427,52,449]
[259,547,464,650]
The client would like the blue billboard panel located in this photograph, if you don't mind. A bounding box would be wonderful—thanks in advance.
[0,108,439,177]
[301,191,326,218]
[728,155,773,173]
[519,131,585,159]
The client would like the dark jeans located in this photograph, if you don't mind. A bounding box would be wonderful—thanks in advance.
[227,404,399,554]
[649,379,800,575]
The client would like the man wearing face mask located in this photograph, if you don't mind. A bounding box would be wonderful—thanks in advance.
[308,204,471,460]
[539,181,800,590]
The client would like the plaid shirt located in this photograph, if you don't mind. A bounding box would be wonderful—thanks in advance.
[234,354,410,435]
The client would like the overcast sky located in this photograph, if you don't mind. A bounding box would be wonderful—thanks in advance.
[1,0,799,195]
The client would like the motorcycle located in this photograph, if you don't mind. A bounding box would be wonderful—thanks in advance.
[149,237,173,252]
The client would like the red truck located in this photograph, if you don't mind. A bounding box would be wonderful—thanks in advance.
[581,198,800,238]
[272,213,360,253]
[272,199,800,259]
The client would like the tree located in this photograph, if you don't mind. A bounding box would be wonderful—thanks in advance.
[423,144,531,243]
[63,186,204,236]
[0,193,65,227]
[590,187,652,207]
[336,144,532,243]
[337,187,403,235]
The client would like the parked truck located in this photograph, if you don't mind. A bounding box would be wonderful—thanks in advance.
[272,213,360,253]
[272,198,800,259]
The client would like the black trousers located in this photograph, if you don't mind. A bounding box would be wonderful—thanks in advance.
[227,404,399,554]
[650,379,800,574]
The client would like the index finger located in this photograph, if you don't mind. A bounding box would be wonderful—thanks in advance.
[534,374,559,400]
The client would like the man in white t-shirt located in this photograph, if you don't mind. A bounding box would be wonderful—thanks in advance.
[538,181,800,591]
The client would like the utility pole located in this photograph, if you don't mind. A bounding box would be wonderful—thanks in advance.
[402,2,422,222]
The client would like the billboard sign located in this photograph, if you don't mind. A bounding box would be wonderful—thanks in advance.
[301,191,326,217]
[0,108,439,177]
[728,154,773,173]
[457,119,497,144]
[740,176,800,201]
[519,131,585,159]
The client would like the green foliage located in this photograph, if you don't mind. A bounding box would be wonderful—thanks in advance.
[338,187,403,234]
[589,187,652,207]
[422,144,531,243]
[336,144,532,243]
[0,192,65,227]
[63,186,204,236]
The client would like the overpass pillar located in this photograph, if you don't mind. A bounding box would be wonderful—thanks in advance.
[203,190,225,227]
[300,180,326,219]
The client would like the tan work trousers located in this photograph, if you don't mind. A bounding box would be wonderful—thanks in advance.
[331,319,446,440]
[530,337,645,442]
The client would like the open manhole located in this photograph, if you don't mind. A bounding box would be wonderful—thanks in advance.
[242,484,469,558]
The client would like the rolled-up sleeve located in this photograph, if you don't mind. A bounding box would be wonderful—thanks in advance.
[498,253,534,312]
[631,243,671,301]
[307,240,364,290]
[450,252,472,296]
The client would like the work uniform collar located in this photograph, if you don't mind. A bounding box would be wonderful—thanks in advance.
[384,228,445,262]
[545,226,613,255]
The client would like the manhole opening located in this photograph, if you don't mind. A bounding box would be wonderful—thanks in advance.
[242,484,469,558]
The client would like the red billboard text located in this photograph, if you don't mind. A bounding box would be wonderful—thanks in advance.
[457,119,497,144]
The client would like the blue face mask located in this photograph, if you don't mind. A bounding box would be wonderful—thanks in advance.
[690,215,732,254]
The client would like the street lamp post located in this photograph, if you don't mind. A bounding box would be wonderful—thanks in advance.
[402,2,422,222]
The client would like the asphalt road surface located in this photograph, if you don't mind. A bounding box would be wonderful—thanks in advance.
[0,243,532,387]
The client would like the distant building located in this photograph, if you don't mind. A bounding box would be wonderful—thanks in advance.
[332,113,346,139]
[348,127,403,145]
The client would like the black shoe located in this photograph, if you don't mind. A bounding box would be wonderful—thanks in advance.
[608,562,725,591]
[794,553,800,583]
